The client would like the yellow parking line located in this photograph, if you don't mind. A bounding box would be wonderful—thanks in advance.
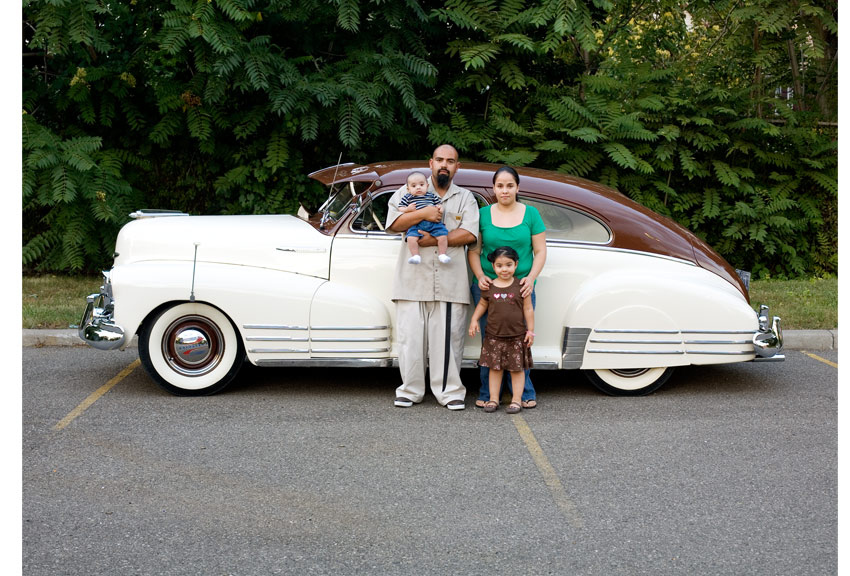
[512,414,584,528]
[53,359,141,431]
[801,351,838,369]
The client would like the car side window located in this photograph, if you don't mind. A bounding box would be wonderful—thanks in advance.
[351,190,392,233]
[352,188,490,234]
[519,196,611,244]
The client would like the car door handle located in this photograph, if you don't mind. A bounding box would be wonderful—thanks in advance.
[276,247,328,253]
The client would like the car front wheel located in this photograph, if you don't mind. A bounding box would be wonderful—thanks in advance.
[584,367,675,396]
[139,302,244,396]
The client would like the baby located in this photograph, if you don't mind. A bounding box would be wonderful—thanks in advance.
[398,171,451,264]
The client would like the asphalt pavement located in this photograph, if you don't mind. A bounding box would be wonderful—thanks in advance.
[22,346,838,575]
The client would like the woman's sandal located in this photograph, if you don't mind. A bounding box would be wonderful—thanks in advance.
[521,400,537,409]
[506,402,522,414]
[483,400,499,413]
[475,399,486,408]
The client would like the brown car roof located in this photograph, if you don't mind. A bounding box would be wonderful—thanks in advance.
[309,161,747,300]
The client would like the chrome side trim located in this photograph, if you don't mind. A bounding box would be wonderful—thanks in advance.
[257,358,397,368]
[253,358,558,369]
[311,325,389,331]
[587,349,685,355]
[246,337,309,342]
[311,348,391,354]
[593,329,680,334]
[685,350,754,356]
[684,339,752,344]
[244,324,308,330]
[590,338,682,344]
[248,348,309,354]
[311,337,388,342]
[683,330,756,335]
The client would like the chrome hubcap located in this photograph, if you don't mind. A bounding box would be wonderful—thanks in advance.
[174,328,211,364]
[162,316,224,376]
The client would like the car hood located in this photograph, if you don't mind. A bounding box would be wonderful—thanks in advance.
[113,214,332,279]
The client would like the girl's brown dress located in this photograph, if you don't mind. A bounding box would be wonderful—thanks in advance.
[478,278,533,372]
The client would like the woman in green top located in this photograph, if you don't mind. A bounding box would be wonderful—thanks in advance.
[468,166,547,408]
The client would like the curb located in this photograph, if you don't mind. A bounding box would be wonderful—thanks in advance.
[23,329,138,348]
[22,329,837,351]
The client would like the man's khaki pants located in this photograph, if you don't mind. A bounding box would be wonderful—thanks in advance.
[394,300,467,405]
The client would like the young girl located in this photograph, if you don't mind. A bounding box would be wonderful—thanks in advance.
[468,246,534,414]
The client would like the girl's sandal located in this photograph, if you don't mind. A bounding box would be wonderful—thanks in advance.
[521,400,537,409]
[506,402,522,414]
[483,400,499,413]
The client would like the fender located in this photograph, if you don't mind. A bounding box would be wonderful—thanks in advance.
[563,261,758,370]
[111,261,325,355]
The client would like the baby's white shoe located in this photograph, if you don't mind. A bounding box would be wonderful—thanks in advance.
[438,254,452,264]
[408,255,422,264]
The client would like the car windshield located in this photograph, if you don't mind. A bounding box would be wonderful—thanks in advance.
[317,181,370,229]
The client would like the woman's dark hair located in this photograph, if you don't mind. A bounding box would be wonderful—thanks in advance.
[492,165,520,186]
[487,246,519,264]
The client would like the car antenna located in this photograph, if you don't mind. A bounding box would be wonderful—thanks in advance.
[319,152,343,230]
[190,242,200,301]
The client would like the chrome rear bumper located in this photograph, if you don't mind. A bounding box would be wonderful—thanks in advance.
[79,272,125,350]
[752,304,783,361]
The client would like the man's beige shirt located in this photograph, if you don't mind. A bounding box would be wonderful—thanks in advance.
[386,178,479,304]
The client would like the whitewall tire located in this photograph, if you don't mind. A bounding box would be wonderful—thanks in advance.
[585,367,675,396]
[139,302,244,396]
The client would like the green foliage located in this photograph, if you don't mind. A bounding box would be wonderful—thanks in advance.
[22,0,837,277]
[425,0,837,279]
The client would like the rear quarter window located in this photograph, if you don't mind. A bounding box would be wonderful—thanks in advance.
[520,196,611,244]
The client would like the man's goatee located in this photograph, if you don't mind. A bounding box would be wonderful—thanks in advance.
[436,173,450,188]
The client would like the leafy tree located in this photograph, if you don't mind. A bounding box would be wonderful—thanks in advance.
[427,0,837,278]
[22,0,837,278]
[23,0,440,271]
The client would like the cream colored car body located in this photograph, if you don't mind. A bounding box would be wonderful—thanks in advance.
[108,213,758,369]
[80,163,782,396]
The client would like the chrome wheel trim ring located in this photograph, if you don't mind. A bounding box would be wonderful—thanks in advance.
[609,368,652,378]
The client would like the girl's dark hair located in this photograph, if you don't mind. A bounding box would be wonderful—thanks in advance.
[492,165,520,186]
[487,246,519,264]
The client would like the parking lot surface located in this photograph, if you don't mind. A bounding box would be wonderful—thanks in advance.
[23,347,837,575]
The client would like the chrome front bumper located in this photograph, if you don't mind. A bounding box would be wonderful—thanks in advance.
[752,304,784,361]
[79,272,125,350]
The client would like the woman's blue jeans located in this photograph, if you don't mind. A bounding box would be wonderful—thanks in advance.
[470,282,536,403]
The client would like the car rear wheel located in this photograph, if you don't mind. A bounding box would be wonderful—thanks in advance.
[139,302,244,396]
[585,367,675,396]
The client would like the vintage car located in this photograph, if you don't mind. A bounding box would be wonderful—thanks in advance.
[79,161,783,396]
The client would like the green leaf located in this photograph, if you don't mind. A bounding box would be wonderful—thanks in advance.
[460,43,502,70]
[263,131,289,172]
[568,127,605,143]
[603,143,637,170]
[713,160,740,187]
